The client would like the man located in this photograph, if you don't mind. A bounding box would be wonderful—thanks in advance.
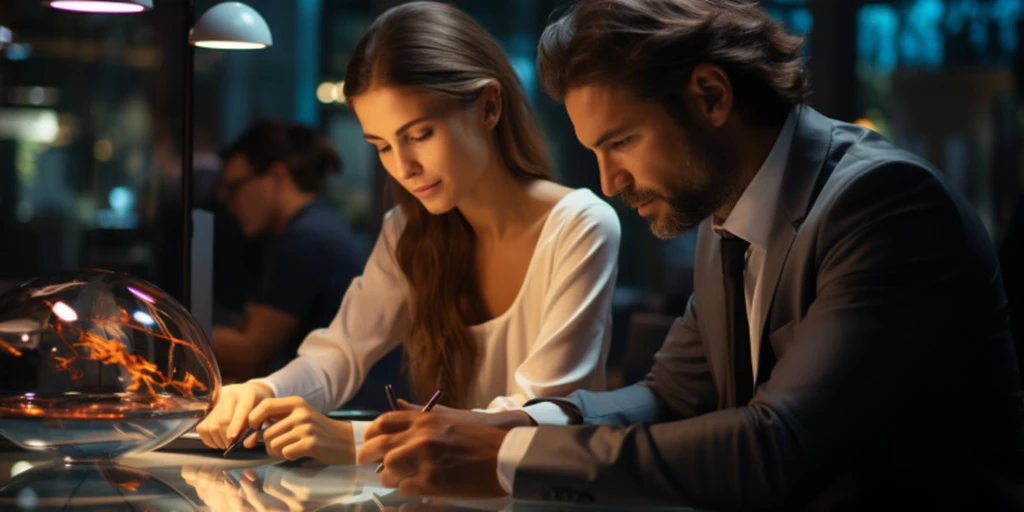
[212,121,368,384]
[357,0,1024,509]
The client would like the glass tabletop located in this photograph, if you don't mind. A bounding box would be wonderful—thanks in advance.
[0,447,702,511]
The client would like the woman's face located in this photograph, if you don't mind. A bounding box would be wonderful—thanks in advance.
[351,85,498,214]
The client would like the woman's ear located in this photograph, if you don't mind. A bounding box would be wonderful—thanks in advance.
[479,82,502,131]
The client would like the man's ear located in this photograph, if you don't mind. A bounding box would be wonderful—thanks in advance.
[479,82,503,131]
[268,161,292,185]
[686,64,733,128]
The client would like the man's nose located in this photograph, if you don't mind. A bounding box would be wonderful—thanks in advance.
[598,159,630,197]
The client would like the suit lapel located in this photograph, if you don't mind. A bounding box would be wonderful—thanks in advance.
[753,105,835,358]
[694,106,836,403]
[694,222,735,406]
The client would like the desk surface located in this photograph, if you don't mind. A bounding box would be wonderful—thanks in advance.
[0,446,700,511]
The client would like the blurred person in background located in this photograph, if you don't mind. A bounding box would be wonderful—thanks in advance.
[211,121,368,384]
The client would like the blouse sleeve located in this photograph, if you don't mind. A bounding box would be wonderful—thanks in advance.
[254,208,411,413]
[482,198,621,412]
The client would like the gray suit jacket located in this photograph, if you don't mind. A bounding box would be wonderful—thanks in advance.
[514,106,1024,509]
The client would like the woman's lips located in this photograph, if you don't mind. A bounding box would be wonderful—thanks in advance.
[412,181,442,198]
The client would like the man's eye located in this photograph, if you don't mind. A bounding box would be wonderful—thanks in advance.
[610,136,633,149]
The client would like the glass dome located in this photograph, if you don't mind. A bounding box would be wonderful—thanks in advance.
[0,269,220,461]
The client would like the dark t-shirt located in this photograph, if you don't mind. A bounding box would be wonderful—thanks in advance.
[253,199,365,370]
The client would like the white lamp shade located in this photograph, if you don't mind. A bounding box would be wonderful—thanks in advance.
[190,1,273,50]
[47,0,153,13]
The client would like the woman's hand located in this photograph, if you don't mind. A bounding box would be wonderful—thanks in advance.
[396,399,534,430]
[196,381,275,449]
[247,396,357,465]
[180,465,250,512]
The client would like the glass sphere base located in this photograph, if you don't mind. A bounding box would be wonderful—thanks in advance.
[0,393,205,460]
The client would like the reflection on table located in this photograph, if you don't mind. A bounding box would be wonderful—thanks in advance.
[0,448,700,511]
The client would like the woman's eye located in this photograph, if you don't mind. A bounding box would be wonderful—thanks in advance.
[408,129,433,142]
[377,145,392,154]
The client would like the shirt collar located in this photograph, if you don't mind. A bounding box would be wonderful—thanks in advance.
[714,109,798,249]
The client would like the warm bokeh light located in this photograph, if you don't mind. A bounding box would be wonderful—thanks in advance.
[93,138,113,162]
[127,286,155,304]
[132,310,155,326]
[193,40,267,50]
[50,301,78,322]
[317,82,337,104]
[48,1,146,13]
[9,461,33,478]
[853,117,878,131]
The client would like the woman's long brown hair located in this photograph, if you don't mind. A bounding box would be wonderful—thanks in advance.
[343,1,553,408]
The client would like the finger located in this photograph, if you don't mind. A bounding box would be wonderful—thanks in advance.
[261,407,315,441]
[194,419,215,448]
[274,478,306,501]
[396,399,420,411]
[379,435,425,480]
[256,415,305,452]
[356,430,409,466]
[398,477,432,498]
[248,397,304,429]
[264,429,305,460]
[228,391,259,441]
[199,394,235,448]
[279,436,315,462]
[261,484,303,511]
[242,429,261,450]
[363,411,421,440]
[214,392,240,448]
[238,476,279,512]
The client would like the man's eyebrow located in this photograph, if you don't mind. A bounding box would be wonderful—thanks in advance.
[363,116,432,141]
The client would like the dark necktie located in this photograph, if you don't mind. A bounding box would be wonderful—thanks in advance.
[721,236,753,406]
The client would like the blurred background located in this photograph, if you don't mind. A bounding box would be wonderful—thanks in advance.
[0,0,1022,389]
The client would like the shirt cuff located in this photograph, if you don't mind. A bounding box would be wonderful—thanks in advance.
[249,378,279,398]
[496,426,537,495]
[351,420,370,447]
[522,402,572,425]
[252,357,331,412]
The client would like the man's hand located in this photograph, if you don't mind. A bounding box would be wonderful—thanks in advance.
[247,396,357,465]
[395,399,535,430]
[357,412,510,498]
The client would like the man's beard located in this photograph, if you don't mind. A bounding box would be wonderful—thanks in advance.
[621,129,740,239]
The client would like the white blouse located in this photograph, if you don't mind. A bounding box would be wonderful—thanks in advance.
[255,188,621,415]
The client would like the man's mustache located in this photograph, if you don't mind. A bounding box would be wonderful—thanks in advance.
[620,187,662,209]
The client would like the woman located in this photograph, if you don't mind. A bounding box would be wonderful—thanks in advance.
[196,1,620,464]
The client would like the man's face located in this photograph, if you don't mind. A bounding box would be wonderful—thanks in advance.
[218,154,276,237]
[564,83,739,238]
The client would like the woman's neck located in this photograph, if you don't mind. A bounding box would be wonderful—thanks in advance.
[457,162,544,242]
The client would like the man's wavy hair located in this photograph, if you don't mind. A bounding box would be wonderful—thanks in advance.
[538,0,809,126]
